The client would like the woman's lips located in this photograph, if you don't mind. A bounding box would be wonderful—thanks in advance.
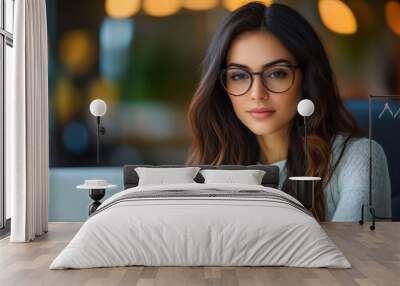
[248,108,275,119]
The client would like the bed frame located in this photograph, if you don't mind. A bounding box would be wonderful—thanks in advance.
[123,165,280,189]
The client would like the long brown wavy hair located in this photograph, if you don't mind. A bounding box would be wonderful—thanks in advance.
[185,2,366,221]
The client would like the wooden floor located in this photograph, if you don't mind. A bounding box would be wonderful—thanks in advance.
[0,222,399,286]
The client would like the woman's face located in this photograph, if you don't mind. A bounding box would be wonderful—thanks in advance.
[224,30,302,136]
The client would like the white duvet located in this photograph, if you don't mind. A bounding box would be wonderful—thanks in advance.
[50,183,351,269]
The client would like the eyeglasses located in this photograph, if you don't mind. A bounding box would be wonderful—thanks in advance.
[220,63,299,96]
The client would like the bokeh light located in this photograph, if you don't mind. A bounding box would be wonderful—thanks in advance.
[183,0,218,11]
[143,0,181,17]
[385,1,400,36]
[223,0,273,11]
[105,0,140,19]
[100,17,135,81]
[62,121,89,154]
[318,0,357,35]
[59,30,96,76]
[54,78,82,125]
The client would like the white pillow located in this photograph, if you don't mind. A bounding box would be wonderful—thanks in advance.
[200,169,266,185]
[135,167,201,186]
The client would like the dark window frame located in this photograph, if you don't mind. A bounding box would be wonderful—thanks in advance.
[1,0,14,232]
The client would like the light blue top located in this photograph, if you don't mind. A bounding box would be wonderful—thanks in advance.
[259,133,392,222]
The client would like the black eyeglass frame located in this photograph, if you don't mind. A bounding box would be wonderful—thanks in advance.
[220,63,300,96]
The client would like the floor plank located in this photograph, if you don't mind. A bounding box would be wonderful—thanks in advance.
[0,222,399,286]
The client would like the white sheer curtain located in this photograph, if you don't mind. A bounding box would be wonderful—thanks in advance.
[6,0,49,242]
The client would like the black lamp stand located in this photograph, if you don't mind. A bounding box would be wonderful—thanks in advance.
[88,189,105,215]
[96,116,106,164]
[304,116,308,170]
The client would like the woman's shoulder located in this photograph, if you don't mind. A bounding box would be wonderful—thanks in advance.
[332,133,382,153]
[331,133,366,149]
[330,133,387,170]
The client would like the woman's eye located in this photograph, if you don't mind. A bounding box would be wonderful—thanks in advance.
[267,69,288,79]
[229,72,249,81]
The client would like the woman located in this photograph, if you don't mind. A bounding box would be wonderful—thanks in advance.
[186,2,391,221]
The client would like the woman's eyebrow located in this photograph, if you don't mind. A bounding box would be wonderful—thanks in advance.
[262,59,292,68]
[227,58,292,69]
[226,63,248,69]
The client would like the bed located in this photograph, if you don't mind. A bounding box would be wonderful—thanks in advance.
[49,165,351,269]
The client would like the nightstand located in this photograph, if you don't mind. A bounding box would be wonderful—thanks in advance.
[77,180,117,215]
[289,176,321,210]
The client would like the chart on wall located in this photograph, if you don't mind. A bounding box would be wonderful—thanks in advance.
[370,96,400,217]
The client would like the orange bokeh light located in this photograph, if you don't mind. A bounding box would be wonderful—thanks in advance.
[105,0,140,19]
[386,1,400,36]
[318,0,357,35]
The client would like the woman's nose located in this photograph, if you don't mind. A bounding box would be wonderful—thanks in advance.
[250,76,269,100]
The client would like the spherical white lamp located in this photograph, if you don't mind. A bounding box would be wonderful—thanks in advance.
[297,99,314,117]
[90,99,107,117]
[89,99,107,164]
